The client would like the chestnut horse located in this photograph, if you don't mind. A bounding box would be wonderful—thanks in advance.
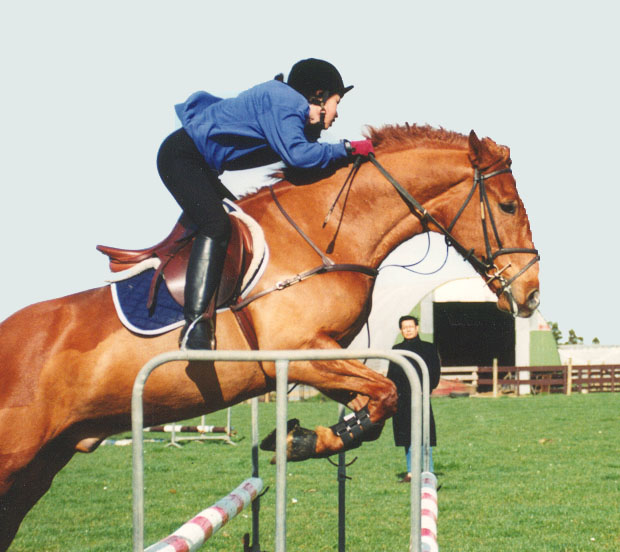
[0,125,539,550]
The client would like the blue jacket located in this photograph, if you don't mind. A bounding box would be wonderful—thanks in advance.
[175,80,348,174]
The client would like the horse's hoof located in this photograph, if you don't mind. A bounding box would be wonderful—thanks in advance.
[362,421,385,443]
[287,425,318,462]
[259,419,318,462]
[260,418,300,452]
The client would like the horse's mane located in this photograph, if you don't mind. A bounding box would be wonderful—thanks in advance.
[367,123,510,164]
[239,123,506,200]
[265,124,469,189]
[365,123,468,153]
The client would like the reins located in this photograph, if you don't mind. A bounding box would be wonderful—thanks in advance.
[231,171,378,312]
[232,151,539,314]
[367,153,540,303]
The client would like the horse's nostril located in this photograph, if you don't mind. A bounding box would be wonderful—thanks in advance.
[527,289,540,309]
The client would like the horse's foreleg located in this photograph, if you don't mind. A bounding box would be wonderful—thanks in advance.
[310,375,396,457]
[312,388,386,443]
[260,341,398,461]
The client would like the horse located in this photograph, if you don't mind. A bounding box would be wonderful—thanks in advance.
[0,124,539,550]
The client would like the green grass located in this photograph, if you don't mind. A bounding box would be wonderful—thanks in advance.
[9,394,620,551]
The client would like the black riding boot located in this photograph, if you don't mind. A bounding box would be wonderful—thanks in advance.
[179,234,229,350]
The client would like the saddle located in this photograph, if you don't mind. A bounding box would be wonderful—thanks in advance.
[97,212,255,311]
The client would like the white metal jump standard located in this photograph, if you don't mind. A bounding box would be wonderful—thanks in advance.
[149,409,235,448]
[397,350,433,473]
[131,349,428,552]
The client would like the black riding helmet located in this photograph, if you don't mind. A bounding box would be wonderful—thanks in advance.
[286,58,353,104]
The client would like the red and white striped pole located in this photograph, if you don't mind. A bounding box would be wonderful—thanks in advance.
[145,424,227,434]
[145,477,262,552]
[421,471,438,552]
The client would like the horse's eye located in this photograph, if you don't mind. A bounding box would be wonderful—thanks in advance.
[499,201,517,215]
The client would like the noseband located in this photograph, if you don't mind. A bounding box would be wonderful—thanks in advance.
[368,154,540,313]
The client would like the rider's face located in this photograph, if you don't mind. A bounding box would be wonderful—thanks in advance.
[321,94,341,129]
[308,94,341,129]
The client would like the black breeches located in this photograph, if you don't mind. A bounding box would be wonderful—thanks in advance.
[157,128,233,240]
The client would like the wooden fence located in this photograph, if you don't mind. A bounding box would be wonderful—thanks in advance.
[442,363,620,395]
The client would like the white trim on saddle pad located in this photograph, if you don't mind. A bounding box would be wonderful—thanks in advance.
[224,199,270,301]
[106,199,270,336]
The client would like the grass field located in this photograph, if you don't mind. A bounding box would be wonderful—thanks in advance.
[9,393,620,551]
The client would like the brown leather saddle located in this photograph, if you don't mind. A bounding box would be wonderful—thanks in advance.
[97,214,254,311]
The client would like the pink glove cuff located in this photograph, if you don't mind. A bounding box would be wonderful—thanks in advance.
[346,139,375,157]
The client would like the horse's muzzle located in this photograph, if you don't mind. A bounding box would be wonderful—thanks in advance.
[501,287,540,318]
[525,289,540,312]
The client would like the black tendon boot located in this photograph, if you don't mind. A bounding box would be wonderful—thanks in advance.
[180,234,229,350]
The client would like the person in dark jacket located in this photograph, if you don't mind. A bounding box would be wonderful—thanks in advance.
[157,58,375,350]
[387,315,441,482]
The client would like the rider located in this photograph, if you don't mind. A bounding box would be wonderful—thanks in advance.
[157,58,375,350]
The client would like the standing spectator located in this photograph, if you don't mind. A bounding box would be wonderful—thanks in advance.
[387,315,441,482]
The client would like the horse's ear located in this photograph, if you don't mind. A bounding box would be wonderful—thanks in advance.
[468,130,483,166]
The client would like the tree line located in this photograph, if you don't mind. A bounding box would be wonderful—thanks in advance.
[549,322,600,345]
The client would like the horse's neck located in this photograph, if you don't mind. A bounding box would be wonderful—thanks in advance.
[322,148,471,267]
[242,148,471,270]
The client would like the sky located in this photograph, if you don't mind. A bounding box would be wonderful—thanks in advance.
[1,1,619,345]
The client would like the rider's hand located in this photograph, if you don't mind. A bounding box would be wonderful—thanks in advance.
[345,139,375,158]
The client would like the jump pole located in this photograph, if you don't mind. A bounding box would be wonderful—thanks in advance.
[420,472,438,552]
[144,477,263,552]
[132,349,423,552]
[146,424,228,433]
[145,407,235,448]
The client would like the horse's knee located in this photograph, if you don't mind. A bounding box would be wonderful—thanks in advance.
[378,377,398,420]
[355,378,397,424]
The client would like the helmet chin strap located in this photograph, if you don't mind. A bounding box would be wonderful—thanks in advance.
[313,89,331,129]
[305,90,330,141]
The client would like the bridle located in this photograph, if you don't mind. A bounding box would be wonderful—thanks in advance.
[367,154,540,314]
[232,153,539,316]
